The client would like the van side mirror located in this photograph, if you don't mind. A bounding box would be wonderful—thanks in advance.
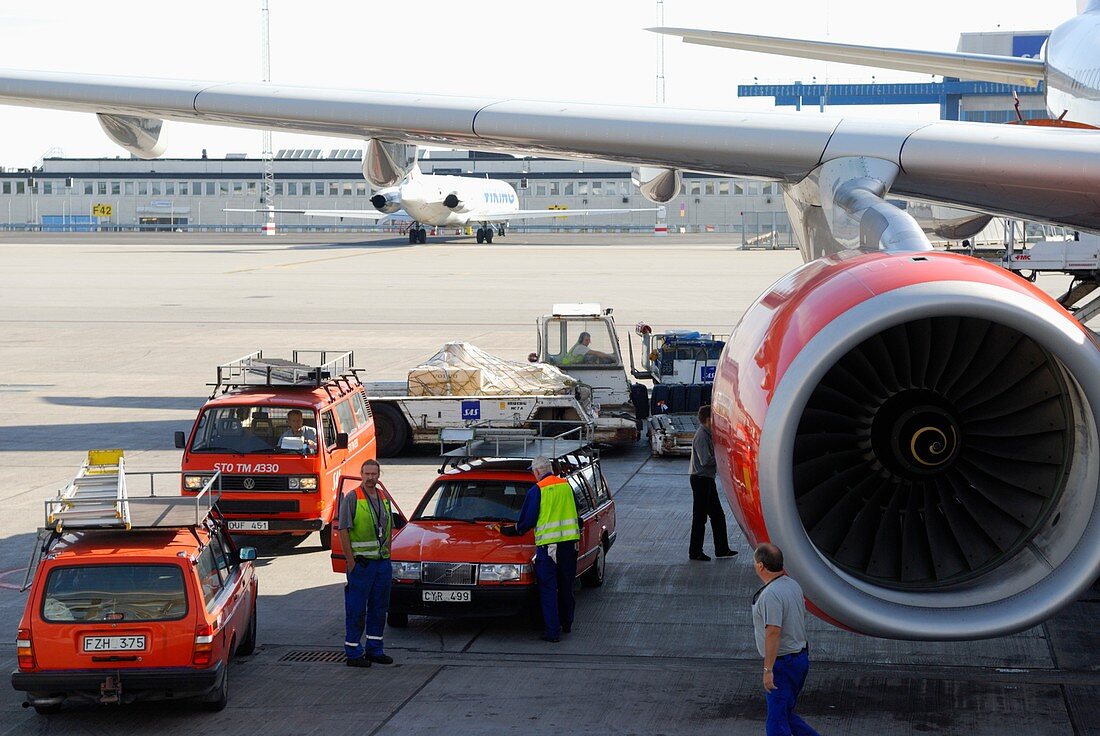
[237,547,257,562]
[336,432,349,449]
[174,431,186,449]
[528,352,539,363]
[391,511,407,530]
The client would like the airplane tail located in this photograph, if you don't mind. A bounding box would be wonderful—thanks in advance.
[1079,0,1100,14]
[649,27,1047,87]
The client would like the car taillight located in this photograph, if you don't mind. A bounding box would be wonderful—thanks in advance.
[16,628,34,671]
[192,623,215,667]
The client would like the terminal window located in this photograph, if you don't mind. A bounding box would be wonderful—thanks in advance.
[1,182,8,194]
[165,182,175,195]
[192,181,202,195]
[111,182,120,195]
[549,182,560,195]
[719,181,731,195]
[206,182,216,196]
[42,181,52,195]
[124,182,133,196]
[97,182,107,195]
[178,182,188,195]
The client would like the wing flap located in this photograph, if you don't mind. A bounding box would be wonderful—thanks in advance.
[223,208,390,220]
[650,27,1046,87]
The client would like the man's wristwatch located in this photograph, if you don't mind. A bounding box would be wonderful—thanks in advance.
[762,667,771,673]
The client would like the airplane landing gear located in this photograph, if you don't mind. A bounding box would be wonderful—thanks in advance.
[476,226,494,244]
[408,224,427,244]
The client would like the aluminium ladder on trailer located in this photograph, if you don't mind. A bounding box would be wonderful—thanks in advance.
[46,448,131,531]
[208,349,357,397]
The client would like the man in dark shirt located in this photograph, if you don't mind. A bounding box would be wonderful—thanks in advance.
[688,405,736,561]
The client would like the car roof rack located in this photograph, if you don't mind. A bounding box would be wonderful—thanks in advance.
[208,349,357,397]
[438,426,595,474]
[23,450,223,591]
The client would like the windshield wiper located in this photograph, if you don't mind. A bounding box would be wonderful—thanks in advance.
[191,445,246,456]
[472,516,514,523]
[416,515,476,524]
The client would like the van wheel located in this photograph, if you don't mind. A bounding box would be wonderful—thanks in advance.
[33,702,63,716]
[387,611,408,628]
[236,602,257,656]
[203,657,230,712]
[582,543,606,587]
[320,522,333,550]
[372,402,410,457]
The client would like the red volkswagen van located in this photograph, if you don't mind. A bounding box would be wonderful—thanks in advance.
[178,351,376,548]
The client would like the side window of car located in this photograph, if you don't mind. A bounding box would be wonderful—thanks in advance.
[209,533,235,578]
[321,410,338,450]
[196,546,224,611]
[583,466,611,505]
[351,392,369,426]
[334,399,357,435]
[567,475,594,516]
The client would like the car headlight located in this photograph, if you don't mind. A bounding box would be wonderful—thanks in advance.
[478,563,532,582]
[288,476,318,491]
[183,474,207,490]
[392,561,422,582]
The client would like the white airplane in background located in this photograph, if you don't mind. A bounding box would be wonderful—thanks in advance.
[5,2,1100,644]
[230,149,656,244]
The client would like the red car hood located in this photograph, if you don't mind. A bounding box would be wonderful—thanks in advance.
[392,521,533,564]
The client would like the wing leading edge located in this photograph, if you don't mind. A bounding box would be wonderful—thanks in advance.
[1,68,1100,231]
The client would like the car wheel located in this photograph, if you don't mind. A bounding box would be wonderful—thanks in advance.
[371,402,410,457]
[32,702,63,716]
[236,602,257,656]
[202,657,230,712]
[387,611,408,628]
[582,542,606,587]
[319,521,333,550]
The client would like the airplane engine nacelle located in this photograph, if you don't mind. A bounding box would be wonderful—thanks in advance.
[363,138,418,189]
[96,113,166,159]
[630,166,681,204]
[442,193,462,210]
[714,250,1100,640]
[370,189,402,214]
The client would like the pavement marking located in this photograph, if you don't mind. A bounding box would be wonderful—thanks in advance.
[225,245,418,274]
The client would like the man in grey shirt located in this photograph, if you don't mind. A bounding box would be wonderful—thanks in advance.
[688,405,735,560]
[751,543,819,736]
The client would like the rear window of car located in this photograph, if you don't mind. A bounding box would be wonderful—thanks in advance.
[41,564,188,623]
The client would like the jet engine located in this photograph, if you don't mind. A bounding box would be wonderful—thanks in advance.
[631,166,681,204]
[713,250,1100,640]
[370,188,402,214]
[442,193,462,209]
[97,113,166,159]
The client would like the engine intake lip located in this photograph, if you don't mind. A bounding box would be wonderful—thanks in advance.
[758,279,1100,640]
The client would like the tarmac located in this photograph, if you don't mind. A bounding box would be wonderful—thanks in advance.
[0,232,1097,735]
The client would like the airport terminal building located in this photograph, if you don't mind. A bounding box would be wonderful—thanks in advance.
[0,151,793,243]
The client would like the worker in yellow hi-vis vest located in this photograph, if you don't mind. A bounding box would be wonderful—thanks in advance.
[501,456,580,642]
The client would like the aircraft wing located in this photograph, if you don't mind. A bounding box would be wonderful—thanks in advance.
[1,69,1099,232]
[223,207,391,220]
[480,207,658,222]
[649,27,1047,87]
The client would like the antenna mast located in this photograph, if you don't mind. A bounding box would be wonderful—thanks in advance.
[260,0,276,235]
[656,0,666,104]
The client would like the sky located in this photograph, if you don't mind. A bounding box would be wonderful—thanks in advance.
[0,1,1076,168]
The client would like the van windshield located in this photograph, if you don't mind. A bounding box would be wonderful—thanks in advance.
[414,480,531,523]
[544,318,620,368]
[42,564,188,622]
[190,406,318,455]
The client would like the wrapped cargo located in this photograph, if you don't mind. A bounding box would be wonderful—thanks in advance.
[407,342,576,397]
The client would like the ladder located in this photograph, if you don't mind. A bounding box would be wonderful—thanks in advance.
[46,449,131,531]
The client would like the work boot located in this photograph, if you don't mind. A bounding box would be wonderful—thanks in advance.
[689,553,711,561]
[540,634,560,643]
[365,653,394,665]
[345,656,372,668]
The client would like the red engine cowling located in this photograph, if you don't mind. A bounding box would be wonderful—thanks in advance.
[713,250,1100,640]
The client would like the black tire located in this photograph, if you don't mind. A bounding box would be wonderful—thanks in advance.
[371,402,410,457]
[236,601,257,656]
[319,521,333,550]
[33,702,63,716]
[629,383,650,425]
[387,611,408,628]
[485,229,494,244]
[417,228,428,244]
[476,228,485,244]
[202,656,230,712]
[408,230,416,244]
[582,542,606,587]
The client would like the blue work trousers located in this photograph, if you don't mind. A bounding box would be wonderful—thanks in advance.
[765,649,820,736]
[535,541,577,638]
[344,557,392,659]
